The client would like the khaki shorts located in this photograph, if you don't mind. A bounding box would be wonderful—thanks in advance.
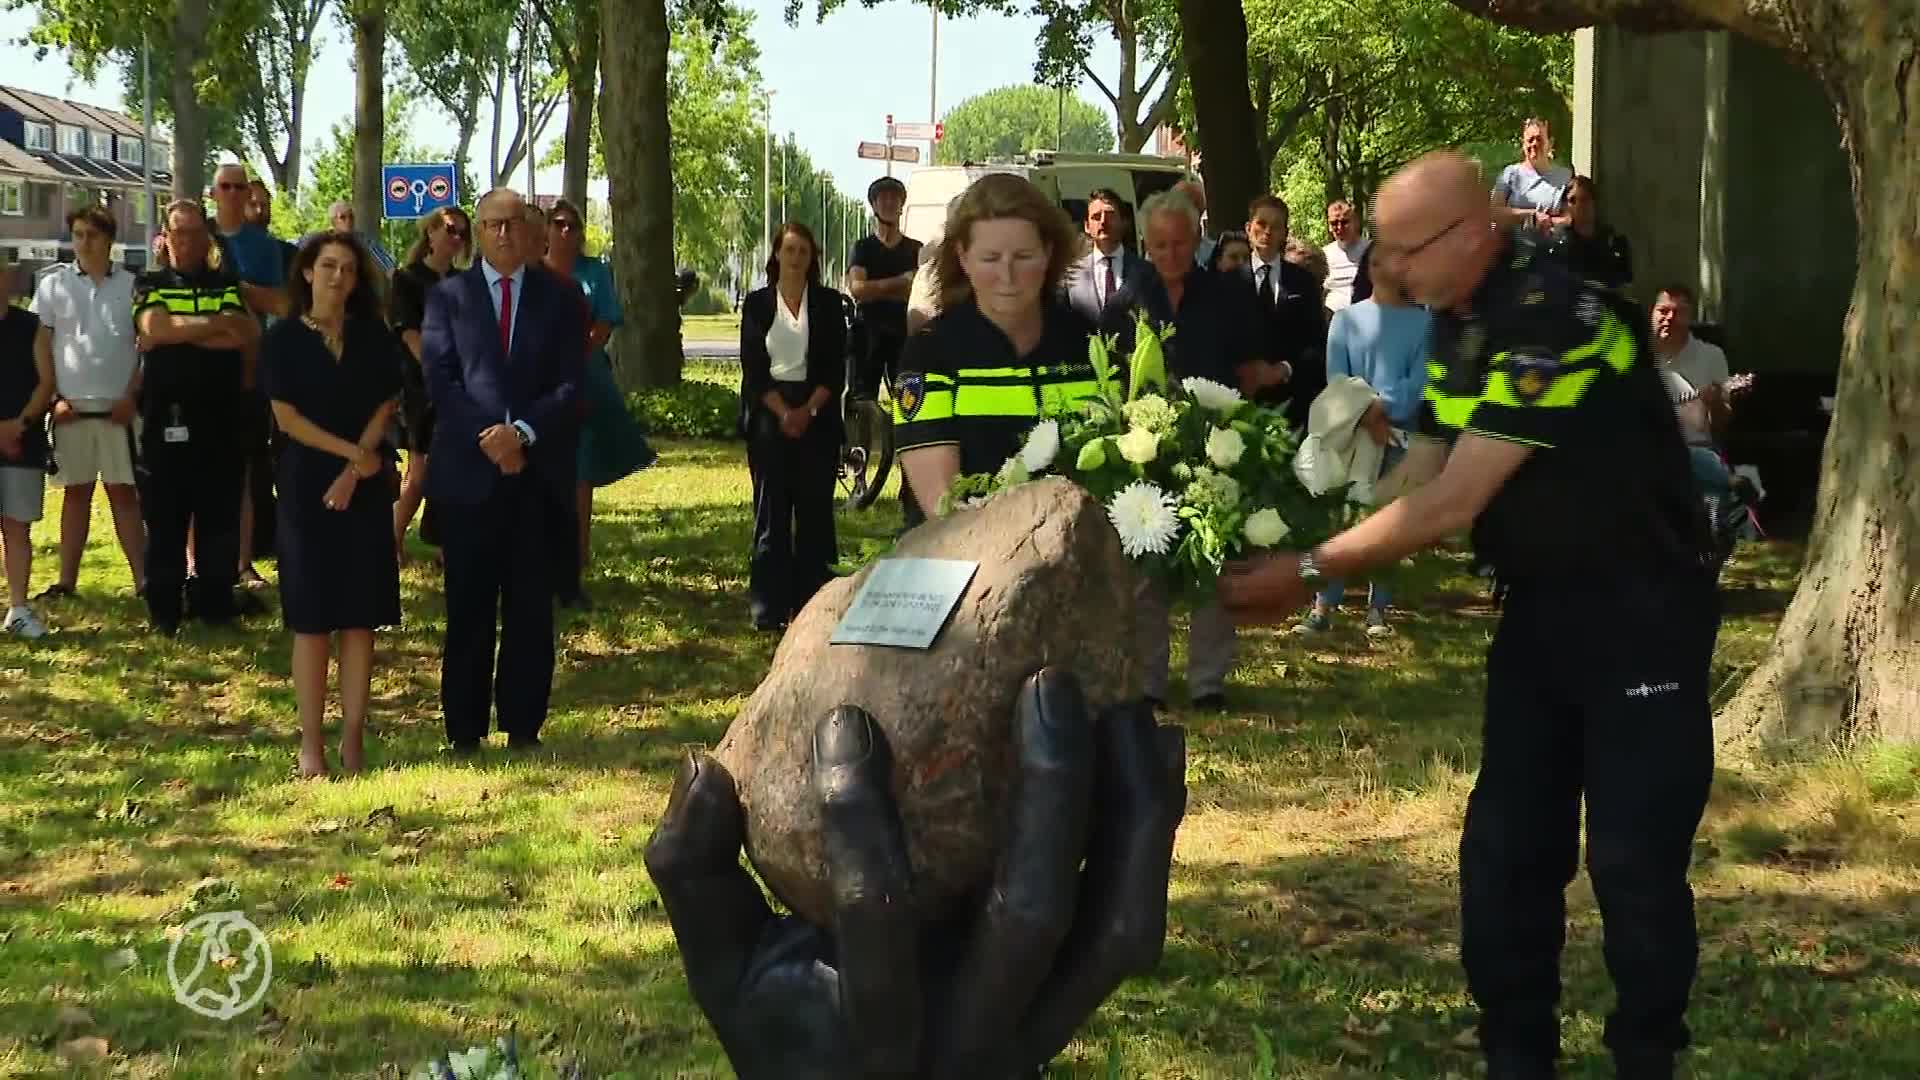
[0,466,45,523]
[53,416,139,488]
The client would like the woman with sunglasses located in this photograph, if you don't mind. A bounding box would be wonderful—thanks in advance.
[541,199,655,611]
[389,204,472,561]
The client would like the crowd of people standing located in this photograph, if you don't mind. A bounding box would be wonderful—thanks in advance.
[0,169,653,776]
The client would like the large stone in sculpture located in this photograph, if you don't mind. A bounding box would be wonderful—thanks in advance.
[714,477,1141,928]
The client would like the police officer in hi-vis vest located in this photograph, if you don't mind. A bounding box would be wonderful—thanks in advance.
[891,174,1102,517]
[1220,152,1717,1080]
[133,199,260,633]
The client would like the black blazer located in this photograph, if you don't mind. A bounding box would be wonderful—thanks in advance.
[420,263,588,505]
[738,284,848,442]
[1241,258,1329,426]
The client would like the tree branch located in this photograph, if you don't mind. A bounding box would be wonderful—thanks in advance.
[1443,0,1791,51]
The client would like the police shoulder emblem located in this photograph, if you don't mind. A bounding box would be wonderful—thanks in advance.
[1575,291,1607,327]
[1457,322,1487,364]
[1509,348,1559,404]
[896,372,925,421]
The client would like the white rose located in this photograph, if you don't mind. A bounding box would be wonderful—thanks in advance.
[1205,426,1245,468]
[1020,419,1061,473]
[1243,507,1289,548]
[1116,426,1160,464]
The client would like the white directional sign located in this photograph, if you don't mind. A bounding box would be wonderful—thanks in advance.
[888,144,921,164]
[857,141,891,161]
[894,121,938,141]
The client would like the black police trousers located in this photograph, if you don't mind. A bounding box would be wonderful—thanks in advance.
[1460,570,1720,1064]
[141,443,245,629]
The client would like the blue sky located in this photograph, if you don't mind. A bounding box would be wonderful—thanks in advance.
[1,0,1124,206]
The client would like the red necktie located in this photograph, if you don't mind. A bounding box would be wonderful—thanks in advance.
[497,276,514,355]
[1103,258,1116,304]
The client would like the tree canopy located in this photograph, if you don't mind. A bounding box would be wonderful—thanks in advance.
[936,84,1114,164]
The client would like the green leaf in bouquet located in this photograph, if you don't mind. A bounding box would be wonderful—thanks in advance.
[1075,437,1110,471]
[1126,308,1170,402]
[1087,331,1124,410]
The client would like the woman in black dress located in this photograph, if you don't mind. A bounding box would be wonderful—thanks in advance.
[389,205,471,560]
[263,233,403,777]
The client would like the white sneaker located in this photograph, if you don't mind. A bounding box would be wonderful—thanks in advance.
[1364,609,1393,638]
[5,607,47,640]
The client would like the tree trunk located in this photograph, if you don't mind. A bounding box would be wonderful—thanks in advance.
[1176,0,1263,236]
[600,0,681,389]
[454,77,482,197]
[1437,0,1920,746]
[561,2,599,206]
[1715,33,1920,747]
[350,0,385,237]
[489,54,507,187]
[169,0,212,199]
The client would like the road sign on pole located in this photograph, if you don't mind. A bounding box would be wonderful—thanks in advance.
[888,144,921,164]
[381,163,458,220]
[857,141,891,161]
[893,121,938,141]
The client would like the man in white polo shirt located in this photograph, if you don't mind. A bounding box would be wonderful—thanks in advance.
[31,205,147,598]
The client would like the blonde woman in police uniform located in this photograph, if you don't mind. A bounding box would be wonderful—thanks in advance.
[892,174,1100,518]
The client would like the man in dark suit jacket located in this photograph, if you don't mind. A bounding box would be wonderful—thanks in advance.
[1242,193,1329,427]
[1060,188,1152,322]
[421,187,587,753]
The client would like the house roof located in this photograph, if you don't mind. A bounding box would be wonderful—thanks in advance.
[0,84,172,190]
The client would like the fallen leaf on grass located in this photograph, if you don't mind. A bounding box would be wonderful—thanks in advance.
[54,1005,94,1031]
[364,806,397,827]
[105,946,138,972]
[57,1036,110,1064]
[327,873,352,891]
[308,820,346,836]
[1333,1036,1374,1058]
[1814,953,1871,978]
[255,1006,286,1036]
[1300,925,1333,949]
[400,827,434,844]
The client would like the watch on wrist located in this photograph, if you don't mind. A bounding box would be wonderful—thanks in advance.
[514,425,531,447]
[1297,550,1324,582]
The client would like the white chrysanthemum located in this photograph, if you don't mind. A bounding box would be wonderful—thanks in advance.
[1206,426,1246,468]
[962,495,994,510]
[1122,394,1179,433]
[1243,507,1289,547]
[1116,426,1160,464]
[1181,377,1244,413]
[1019,420,1060,473]
[1107,481,1181,557]
[996,456,1030,486]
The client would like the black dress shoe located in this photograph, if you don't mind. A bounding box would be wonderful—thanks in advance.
[751,613,785,632]
[507,734,543,750]
[1145,695,1167,712]
[1191,692,1228,712]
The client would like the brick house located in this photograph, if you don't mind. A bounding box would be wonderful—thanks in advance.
[0,84,172,266]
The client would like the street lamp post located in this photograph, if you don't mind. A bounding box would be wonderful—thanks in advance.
[761,91,774,284]
[929,2,940,162]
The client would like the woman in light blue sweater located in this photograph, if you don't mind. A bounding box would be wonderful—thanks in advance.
[1298,265,1433,637]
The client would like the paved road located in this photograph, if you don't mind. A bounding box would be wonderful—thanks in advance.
[684,339,740,360]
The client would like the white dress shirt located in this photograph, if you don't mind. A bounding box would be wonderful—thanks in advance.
[479,259,535,444]
[1092,247,1129,309]
[767,287,810,381]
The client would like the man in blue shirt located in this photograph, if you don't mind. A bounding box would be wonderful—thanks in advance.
[1297,258,1432,637]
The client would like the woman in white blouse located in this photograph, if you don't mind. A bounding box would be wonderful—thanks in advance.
[737,223,848,631]
[1491,117,1574,234]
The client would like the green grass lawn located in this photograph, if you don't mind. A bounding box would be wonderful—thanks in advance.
[3,444,1918,1078]
[680,314,740,344]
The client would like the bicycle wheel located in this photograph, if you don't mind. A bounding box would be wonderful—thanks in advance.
[838,397,895,511]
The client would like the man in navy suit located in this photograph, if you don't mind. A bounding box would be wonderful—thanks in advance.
[421,188,587,753]
[1060,188,1151,322]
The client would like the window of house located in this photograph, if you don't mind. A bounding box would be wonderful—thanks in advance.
[117,138,143,167]
[25,122,53,152]
[153,142,171,168]
[133,192,149,225]
[57,125,87,156]
[89,130,112,160]
[0,181,22,216]
[27,183,57,220]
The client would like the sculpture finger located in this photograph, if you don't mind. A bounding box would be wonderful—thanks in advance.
[927,667,1097,1079]
[813,705,923,1078]
[643,751,776,1031]
[1004,704,1188,1071]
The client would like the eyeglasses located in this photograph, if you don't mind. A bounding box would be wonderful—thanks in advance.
[478,217,519,233]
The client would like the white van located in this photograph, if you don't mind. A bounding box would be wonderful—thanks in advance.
[899,150,1193,247]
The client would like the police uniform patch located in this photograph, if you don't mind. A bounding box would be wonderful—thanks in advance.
[1457,322,1486,364]
[1575,291,1606,327]
[1510,349,1559,404]
[896,372,925,421]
